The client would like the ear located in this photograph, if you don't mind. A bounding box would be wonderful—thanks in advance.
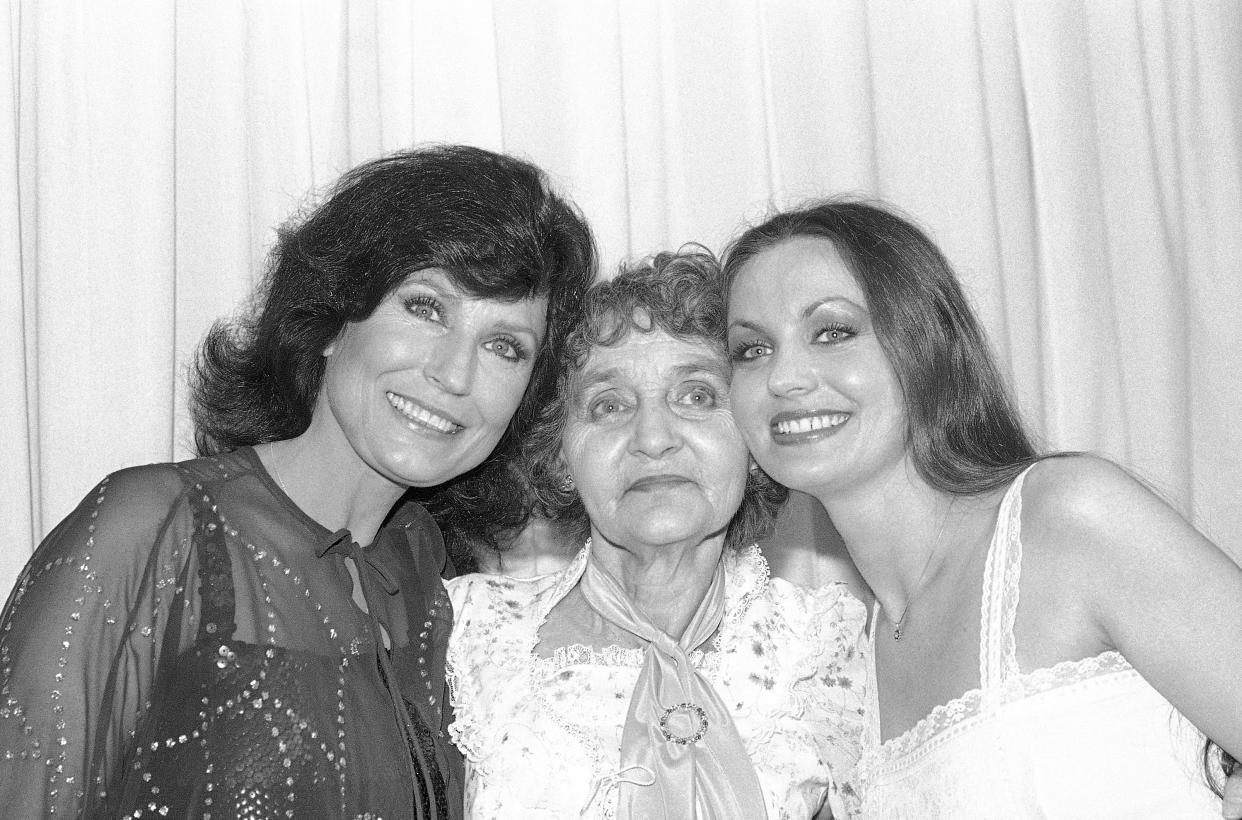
[323,338,337,357]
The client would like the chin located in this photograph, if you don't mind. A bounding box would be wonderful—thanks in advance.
[377,455,462,489]
[626,524,706,548]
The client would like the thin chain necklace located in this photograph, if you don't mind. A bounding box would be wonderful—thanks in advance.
[890,509,950,641]
[265,442,290,496]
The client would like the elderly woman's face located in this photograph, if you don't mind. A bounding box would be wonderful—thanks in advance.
[320,268,547,488]
[560,328,749,551]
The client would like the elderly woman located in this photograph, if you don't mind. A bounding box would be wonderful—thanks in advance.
[723,199,1242,817]
[0,145,594,819]
[446,250,866,819]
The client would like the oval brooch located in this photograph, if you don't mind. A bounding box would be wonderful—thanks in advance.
[658,702,709,745]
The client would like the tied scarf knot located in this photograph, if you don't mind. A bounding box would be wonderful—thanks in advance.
[578,547,768,820]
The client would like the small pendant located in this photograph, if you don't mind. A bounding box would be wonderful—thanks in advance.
[892,623,903,641]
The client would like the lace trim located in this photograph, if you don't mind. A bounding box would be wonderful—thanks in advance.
[533,642,713,671]
[722,543,770,626]
[869,650,1134,762]
[449,543,771,765]
[995,466,1031,684]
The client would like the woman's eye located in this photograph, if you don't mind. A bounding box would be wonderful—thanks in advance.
[677,386,717,409]
[404,295,443,322]
[484,336,527,363]
[730,340,769,362]
[815,323,855,343]
[588,396,626,420]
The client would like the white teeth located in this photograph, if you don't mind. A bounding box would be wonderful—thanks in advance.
[774,413,849,436]
[386,392,461,434]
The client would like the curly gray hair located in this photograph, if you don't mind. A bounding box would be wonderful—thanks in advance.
[519,246,787,550]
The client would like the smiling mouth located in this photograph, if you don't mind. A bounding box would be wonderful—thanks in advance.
[386,392,463,435]
[771,412,850,440]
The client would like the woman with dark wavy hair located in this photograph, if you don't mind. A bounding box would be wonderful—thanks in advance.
[723,198,1242,817]
[447,249,866,819]
[0,144,595,820]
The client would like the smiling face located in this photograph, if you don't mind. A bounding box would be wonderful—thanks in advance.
[727,236,909,497]
[316,268,547,489]
[560,328,749,552]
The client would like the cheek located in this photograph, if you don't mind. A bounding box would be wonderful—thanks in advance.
[477,368,534,422]
[727,384,769,450]
[560,425,601,484]
[699,421,750,497]
[322,346,371,419]
[726,373,761,420]
[561,426,624,511]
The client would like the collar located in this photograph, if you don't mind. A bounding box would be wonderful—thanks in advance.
[316,528,400,595]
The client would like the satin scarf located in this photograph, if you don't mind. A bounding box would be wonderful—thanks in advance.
[578,550,769,819]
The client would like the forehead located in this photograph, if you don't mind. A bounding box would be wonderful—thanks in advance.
[731,236,866,310]
[572,330,727,391]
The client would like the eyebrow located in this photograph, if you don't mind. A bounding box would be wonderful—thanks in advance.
[671,358,730,381]
[573,356,730,394]
[493,318,544,346]
[804,296,867,318]
[403,268,457,291]
[572,366,622,396]
[403,269,545,344]
[728,296,868,332]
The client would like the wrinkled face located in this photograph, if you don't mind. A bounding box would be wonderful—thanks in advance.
[726,237,907,496]
[560,328,749,551]
[320,268,547,488]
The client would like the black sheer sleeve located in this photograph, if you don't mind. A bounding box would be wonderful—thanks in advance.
[0,464,194,817]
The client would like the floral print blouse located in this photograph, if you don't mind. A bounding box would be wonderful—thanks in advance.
[446,542,867,819]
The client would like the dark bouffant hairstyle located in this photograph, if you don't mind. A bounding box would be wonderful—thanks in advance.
[722,198,1038,496]
[520,248,787,551]
[191,144,596,556]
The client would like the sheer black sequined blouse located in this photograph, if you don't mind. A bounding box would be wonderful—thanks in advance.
[0,446,463,819]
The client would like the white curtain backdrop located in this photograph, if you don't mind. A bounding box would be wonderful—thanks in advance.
[3,0,1240,593]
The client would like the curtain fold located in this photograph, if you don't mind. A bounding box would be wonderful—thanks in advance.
[3,0,1240,593]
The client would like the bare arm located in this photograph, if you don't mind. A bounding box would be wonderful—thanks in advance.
[1023,456,1242,761]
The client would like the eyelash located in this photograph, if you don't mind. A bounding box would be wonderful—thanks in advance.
[816,322,855,342]
[680,385,717,408]
[405,295,529,363]
[730,339,769,362]
[404,294,442,321]
[730,322,855,360]
[486,336,529,363]
[588,395,626,420]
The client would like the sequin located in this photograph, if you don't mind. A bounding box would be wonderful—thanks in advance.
[0,448,462,818]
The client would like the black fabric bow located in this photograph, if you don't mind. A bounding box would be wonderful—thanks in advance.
[317,528,400,595]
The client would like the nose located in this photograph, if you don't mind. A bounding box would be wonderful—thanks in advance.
[629,401,683,460]
[424,333,476,396]
[766,347,817,397]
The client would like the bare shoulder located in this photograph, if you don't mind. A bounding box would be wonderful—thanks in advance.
[1017,454,1230,628]
[1018,454,1186,561]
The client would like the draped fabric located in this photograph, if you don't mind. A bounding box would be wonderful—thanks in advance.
[578,551,768,818]
[0,446,462,818]
[4,1,1241,593]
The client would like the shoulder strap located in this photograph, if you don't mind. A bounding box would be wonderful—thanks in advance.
[861,600,883,750]
[978,463,1037,688]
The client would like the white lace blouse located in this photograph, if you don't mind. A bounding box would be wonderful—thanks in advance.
[445,543,868,819]
[845,466,1221,818]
